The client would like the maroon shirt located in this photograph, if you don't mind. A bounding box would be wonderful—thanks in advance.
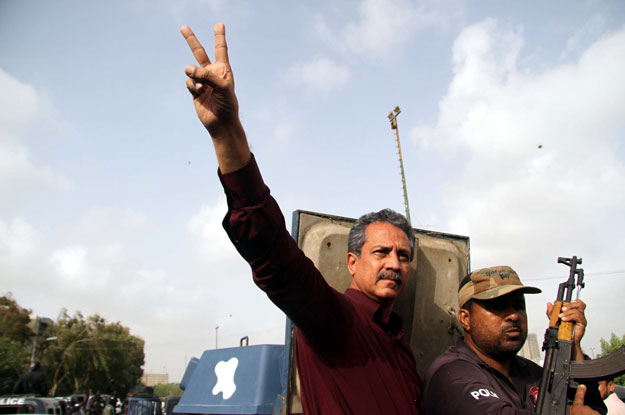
[219,155,423,415]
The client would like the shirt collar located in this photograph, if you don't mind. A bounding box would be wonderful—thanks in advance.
[455,337,529,378]
[344,288,404,335]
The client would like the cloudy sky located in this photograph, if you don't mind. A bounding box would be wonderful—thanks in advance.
[1,0,624,382]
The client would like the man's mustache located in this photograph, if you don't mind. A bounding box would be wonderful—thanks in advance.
[502,322,523,333]
[376,270,403,286]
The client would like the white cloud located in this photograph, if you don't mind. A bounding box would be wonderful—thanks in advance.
[0,140,71,197]
[2,196,284,381]
[0,69,71,198]
[0,217,43,259]
[410,18,625,356]
[187,196,241,262]
[0,69,39,133]
[285,57,350,94]
[412,19,625,273]
[561,14,606,59]
[314,0,458,57]
[50,245,87,279]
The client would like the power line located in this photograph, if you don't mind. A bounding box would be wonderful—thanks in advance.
[524,270,625,282]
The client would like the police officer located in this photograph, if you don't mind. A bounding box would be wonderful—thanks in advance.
[424,266,597,415]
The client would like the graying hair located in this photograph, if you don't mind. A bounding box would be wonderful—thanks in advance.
[347,209,415,260]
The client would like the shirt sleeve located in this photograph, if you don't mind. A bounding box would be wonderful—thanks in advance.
[424,361,536,415]
[218,155,352,340]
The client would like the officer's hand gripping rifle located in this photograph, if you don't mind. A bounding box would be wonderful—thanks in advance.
[536,256,625,415]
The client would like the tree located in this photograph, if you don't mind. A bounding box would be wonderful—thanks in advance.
[1,296,145,397]
[0,294,33,393]
[0,294,32,345]
[153,383,183,397]
[599,332,625,386]
[41,310,145,396]
[0,337,30,395]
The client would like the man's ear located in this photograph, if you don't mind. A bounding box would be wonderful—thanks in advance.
[346,252,358,277]
[458,308,471,332]
[608,381,616,394]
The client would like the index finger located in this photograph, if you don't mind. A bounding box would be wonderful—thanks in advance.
[213,22,230,64]
[181,25,211,67]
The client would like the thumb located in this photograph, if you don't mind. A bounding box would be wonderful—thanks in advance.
[573,384,586,407]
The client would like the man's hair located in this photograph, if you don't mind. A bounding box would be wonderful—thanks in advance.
[347,209,415,260]
[461,298,474,312]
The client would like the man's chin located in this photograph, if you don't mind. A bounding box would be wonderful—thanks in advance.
[375,287,402,303]
[498,339,525,355]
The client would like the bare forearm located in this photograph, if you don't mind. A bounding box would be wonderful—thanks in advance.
[572,342,584,361]
[211,120,251,174]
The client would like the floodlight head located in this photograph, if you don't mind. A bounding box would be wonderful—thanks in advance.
[387,112,394,120]
[394,106,401,114]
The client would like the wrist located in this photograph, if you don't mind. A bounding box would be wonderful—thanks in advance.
[210,121,251,174]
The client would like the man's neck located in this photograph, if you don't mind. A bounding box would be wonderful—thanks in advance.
[348,282,395,324]
[464,336,513,380]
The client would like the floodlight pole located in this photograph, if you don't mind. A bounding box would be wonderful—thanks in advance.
[215,325,219,349]
[387,106,412,225]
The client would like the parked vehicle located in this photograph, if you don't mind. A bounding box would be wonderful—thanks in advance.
[126,397,161,415]
[0,396,64,415]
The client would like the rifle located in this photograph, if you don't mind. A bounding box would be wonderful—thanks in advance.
[536,256,625,415]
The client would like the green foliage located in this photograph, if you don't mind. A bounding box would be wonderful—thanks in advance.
[42,310,145,396]
[0,337,30,395]
[0,294,33,345]
[2,296,146,397]
[153,383,183,398]
[599,332,625,386]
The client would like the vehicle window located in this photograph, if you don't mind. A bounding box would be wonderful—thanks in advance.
[0,405,35,414]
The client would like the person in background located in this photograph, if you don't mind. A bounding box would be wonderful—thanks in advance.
[599,378,625,415]
[103,396,116,415]
[13,361,48,396]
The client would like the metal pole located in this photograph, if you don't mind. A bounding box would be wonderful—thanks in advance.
[30,317,39,362]
[215,325,219,349]
[387,107,412,225]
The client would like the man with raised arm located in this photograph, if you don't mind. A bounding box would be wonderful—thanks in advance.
[424,266,597,415]
[181,24,423,414]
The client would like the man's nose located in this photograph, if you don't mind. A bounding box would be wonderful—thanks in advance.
[504,306,520,320]
[385,251,401,270]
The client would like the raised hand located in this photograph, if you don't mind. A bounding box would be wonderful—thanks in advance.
[181,23,250,173]
[546,299,587,360]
